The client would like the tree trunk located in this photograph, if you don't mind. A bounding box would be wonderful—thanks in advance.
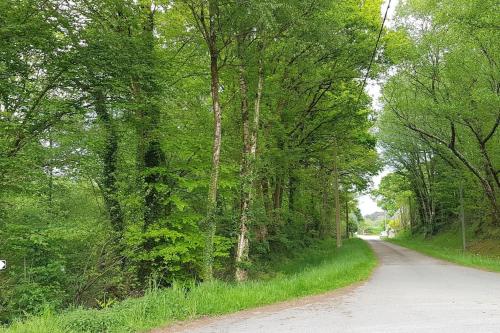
[235,39,251,281]
[402,119,499,226]
[250,54,263,156]
[333,145,342,248]
[47,133,54,209]
[132,2,168,284]
[261,177,272,219]
[272,177,283,210]
[235,44,264,281]
[408,196,413,235]
[321,172,329,237]
[478,143,499,225]
[288,171,298,223]
[345,198,349,239]
[202,0,222,281]
[94,90,124,234]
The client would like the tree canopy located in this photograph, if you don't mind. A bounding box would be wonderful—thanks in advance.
[377,0,499,236]
[0,0,384,322]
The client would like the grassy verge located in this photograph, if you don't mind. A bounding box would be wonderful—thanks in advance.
[389,231,500,272]
[1,238,376,333]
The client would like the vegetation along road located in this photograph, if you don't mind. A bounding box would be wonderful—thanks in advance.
[164,237,500,333]
[1,0,498,331]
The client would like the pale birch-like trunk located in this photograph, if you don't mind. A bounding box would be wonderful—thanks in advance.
[235,44,251,281]
[235,47,264,282]
[199,0,222,282]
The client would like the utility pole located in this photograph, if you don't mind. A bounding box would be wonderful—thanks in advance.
[459,183,466,253]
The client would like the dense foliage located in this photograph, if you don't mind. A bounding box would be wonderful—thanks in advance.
[0,0,383,322]
[377,0,499,238]
[1,239,375,333]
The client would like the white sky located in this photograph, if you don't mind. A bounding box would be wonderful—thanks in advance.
[357,0,398,216]
[358,167,390,215]
[384,0,399,29]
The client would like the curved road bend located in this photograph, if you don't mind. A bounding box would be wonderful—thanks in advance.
[161,237,500,333]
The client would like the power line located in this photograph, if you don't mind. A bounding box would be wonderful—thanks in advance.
[357,0,392,104]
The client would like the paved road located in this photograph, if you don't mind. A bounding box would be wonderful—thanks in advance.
[165,237,500,333]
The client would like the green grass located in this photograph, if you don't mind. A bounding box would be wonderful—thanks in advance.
[1,238,376,333]
[389,230,500,272]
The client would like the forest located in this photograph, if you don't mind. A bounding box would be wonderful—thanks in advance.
[0,0,498,331]
[0,0,382,324]
[375,0,499,241]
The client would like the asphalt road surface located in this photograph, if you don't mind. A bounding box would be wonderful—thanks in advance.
[163,237,500,333]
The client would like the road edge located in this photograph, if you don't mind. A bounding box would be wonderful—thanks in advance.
[150,238,380,333]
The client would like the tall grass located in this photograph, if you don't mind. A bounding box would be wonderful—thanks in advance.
[389,231,500,272]
[1,238,376,333]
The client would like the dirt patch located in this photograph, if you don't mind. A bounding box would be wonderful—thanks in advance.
[468,239,500,258]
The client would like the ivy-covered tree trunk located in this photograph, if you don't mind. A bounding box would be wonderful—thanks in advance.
[132,1,168,284]
[94,90,124,234]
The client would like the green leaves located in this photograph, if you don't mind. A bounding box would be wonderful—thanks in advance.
[378,0,499,234]
[372,173,412,216]
[1,0,387,323]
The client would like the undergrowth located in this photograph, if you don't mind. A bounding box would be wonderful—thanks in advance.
[1,238,376,333]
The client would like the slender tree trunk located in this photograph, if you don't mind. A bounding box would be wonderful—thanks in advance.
[345,198,349,239]
[478,144,499,224]
[272,132,285,221]
[235,45,265,281]
[450,142,499,225]
[288,171,298,223]
[235,39,251,281]
[202,0,223,281]
[250,55,263,156]
[408,196,413,235]
[261,177,272,219]
[407,155,435,237]
[47,132,54,209]
[321,172,329,237]
[333,145,341,248]
[272,177,283,210]
[459,184,466,252]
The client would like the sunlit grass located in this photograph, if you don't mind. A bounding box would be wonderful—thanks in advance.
[1,238,376,333]
[389,231,500,272]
